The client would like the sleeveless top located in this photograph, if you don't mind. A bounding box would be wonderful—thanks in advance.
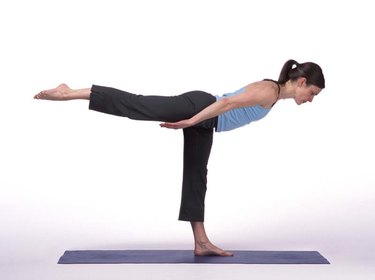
[215,79,280,132]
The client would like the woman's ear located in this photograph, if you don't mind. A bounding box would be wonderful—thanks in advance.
[297,77,307,87]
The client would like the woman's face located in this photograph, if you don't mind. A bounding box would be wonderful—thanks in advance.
[294,78,322,105]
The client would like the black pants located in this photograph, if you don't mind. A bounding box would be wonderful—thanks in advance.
[89,85,217,222]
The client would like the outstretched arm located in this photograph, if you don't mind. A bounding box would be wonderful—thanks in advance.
[160,98,232,129]
[160,85,268,129]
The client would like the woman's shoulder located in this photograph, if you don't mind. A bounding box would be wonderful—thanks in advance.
[243,80,279,108]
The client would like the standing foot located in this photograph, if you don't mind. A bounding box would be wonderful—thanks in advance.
[34,83,72,100]
[194,241,234,257]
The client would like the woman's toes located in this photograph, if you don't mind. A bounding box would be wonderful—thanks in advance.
[34,84,69,100]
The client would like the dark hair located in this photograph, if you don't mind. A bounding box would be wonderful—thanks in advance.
[278,59,325,89]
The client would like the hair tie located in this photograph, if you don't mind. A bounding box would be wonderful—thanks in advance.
[292,62,299,69]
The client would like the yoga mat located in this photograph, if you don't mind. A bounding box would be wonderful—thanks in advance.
[58,250,330,264]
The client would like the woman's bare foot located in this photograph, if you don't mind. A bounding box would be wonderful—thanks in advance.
[34,84,91,100]
[194,240,234,256]
[190,221,233,257]
[34,83,72,100]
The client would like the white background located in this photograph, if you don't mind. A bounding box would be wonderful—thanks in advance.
[1,0,374,279]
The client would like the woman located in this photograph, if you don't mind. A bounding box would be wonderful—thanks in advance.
[34,59,325,257]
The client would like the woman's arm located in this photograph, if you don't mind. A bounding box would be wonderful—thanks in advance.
[160,82,273,129]
[160,98,233,129]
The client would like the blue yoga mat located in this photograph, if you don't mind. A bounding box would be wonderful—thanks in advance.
[58,250,329,264]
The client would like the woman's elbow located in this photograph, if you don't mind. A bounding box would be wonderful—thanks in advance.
[220,98,235,111]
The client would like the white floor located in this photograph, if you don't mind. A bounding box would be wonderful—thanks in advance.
[2,258,375,280]
[2,247,374,280]
[3,196,375,280]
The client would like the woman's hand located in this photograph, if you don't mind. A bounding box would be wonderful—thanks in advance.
[160,119,194,129]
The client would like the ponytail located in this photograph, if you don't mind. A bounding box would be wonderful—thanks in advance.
[278,59,299,84]
[278,59,325,89]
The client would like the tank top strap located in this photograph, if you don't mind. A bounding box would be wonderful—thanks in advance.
[263,79,280,107]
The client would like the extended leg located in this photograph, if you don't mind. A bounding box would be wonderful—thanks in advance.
[35,84,217,124]
[88,85,196,122]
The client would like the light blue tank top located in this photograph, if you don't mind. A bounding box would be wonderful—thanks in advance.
[215,86,272,132]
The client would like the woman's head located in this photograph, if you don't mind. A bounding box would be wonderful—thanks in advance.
[278,59,325,89]
[278,59,325,105]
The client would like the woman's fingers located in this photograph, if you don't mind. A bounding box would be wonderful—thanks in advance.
[160,122,181,129]
[160,119,193,129]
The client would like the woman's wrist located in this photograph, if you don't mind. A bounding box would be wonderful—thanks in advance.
[187,118,197,127]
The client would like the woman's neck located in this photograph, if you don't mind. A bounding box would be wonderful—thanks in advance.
[278,81,295,100]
